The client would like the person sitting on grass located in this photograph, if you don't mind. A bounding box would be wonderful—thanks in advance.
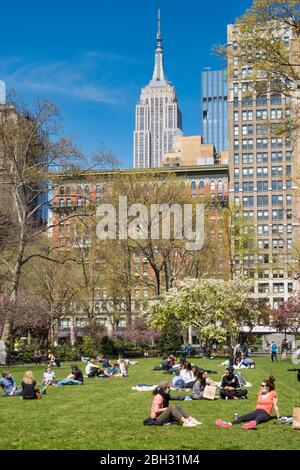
[220,366,248,399]
[42,367,58,386]
[144,381,201,427]
[191,369,213,400]
[161,355,171,370]
[97,353,112,369]
[179,363,196,388]
[58,365,84,385]
[85,358,104,378]
[119,358,128,377]
[216,375,281,429]
[104,363,119,377]
[0,370,22,397]
[21,371,42,399]
[236,354,255,369]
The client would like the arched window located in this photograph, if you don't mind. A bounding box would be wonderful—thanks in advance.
[96,184,101,203]
[210,180,216,200]
[85,184,90,204]
[218,180,223,201]
[199,180,205,194]
[191,181,196,191]
[77,185,82,196]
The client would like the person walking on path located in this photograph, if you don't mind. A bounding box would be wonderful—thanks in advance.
[271,341,278,362]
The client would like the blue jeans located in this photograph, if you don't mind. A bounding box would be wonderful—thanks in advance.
[5,389,23,396]
[58,379,82,385]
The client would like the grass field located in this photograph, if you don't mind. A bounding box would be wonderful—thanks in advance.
[0,357,299,450]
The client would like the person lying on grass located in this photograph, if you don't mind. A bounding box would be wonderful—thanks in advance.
[216,375,281,430]
[144,381,201,427]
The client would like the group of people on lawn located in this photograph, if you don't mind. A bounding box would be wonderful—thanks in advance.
[145,354,282,429]
[0,351,283,430]
[0,354,129,399]
[147,372,280,430]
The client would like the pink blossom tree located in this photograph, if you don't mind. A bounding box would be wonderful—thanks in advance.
[0,292,49,341]
[124,315,160,348]
[275,295,300,336]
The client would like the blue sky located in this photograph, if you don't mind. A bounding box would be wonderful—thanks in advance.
[0,0,253,167]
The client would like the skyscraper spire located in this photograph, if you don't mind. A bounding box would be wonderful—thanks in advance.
[151,8,166,83]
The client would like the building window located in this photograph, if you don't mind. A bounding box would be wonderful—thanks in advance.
[257,181,268,191]
[273,283,284,294]
[270,94,282,105]
[258,269,269,279]
[257,195,268,206]
[234,154,240,164]
[242,153,254,164]
[258,283,269,294]
[272,195,283,205]
[257,225,269,235]
[257,210,269,220]
[258,239,269,249]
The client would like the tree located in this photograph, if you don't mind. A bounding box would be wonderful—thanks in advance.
[26,247,78,344]
[124,314,160,348]
[273,294,300,335]
[0,292,49,341]
[220,205,257,280]
[149,278,264,344]
[0,95,118,302]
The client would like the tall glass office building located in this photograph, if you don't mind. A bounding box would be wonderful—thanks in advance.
[200,69,228,153]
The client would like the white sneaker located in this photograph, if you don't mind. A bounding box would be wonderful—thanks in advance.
[189,418,202,425]
[183,421,197,427]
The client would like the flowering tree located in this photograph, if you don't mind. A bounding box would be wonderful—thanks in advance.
[149,278,264,344]
[0,292,49,341]
[274,295,300,335]
[124,315,160,347]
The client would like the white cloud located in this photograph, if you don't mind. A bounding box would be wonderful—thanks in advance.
[0,51,137,105]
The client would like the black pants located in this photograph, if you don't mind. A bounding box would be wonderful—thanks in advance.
[87,367,104,377]
[155,406,190,425]
[220,389,248,399]
[233,409,270,425]
[271,352,278,362]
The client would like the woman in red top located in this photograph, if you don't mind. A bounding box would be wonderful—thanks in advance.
[216,376,281,430]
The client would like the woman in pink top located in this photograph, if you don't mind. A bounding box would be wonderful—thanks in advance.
[145,381,201,427]
[216,376,281,430]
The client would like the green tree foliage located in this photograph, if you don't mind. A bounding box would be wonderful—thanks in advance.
[149,278,264,343]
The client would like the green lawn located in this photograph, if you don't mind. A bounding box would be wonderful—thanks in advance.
[0,357,299,450]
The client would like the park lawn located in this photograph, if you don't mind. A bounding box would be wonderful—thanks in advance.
[0,357,299,450]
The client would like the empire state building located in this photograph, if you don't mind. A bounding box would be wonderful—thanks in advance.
[133,10,182,168]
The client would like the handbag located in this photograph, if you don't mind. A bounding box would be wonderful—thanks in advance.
[292,406,300,429]
[203,384,218,400]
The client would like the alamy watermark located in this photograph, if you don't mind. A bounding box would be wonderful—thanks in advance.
[96,196,204,251]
